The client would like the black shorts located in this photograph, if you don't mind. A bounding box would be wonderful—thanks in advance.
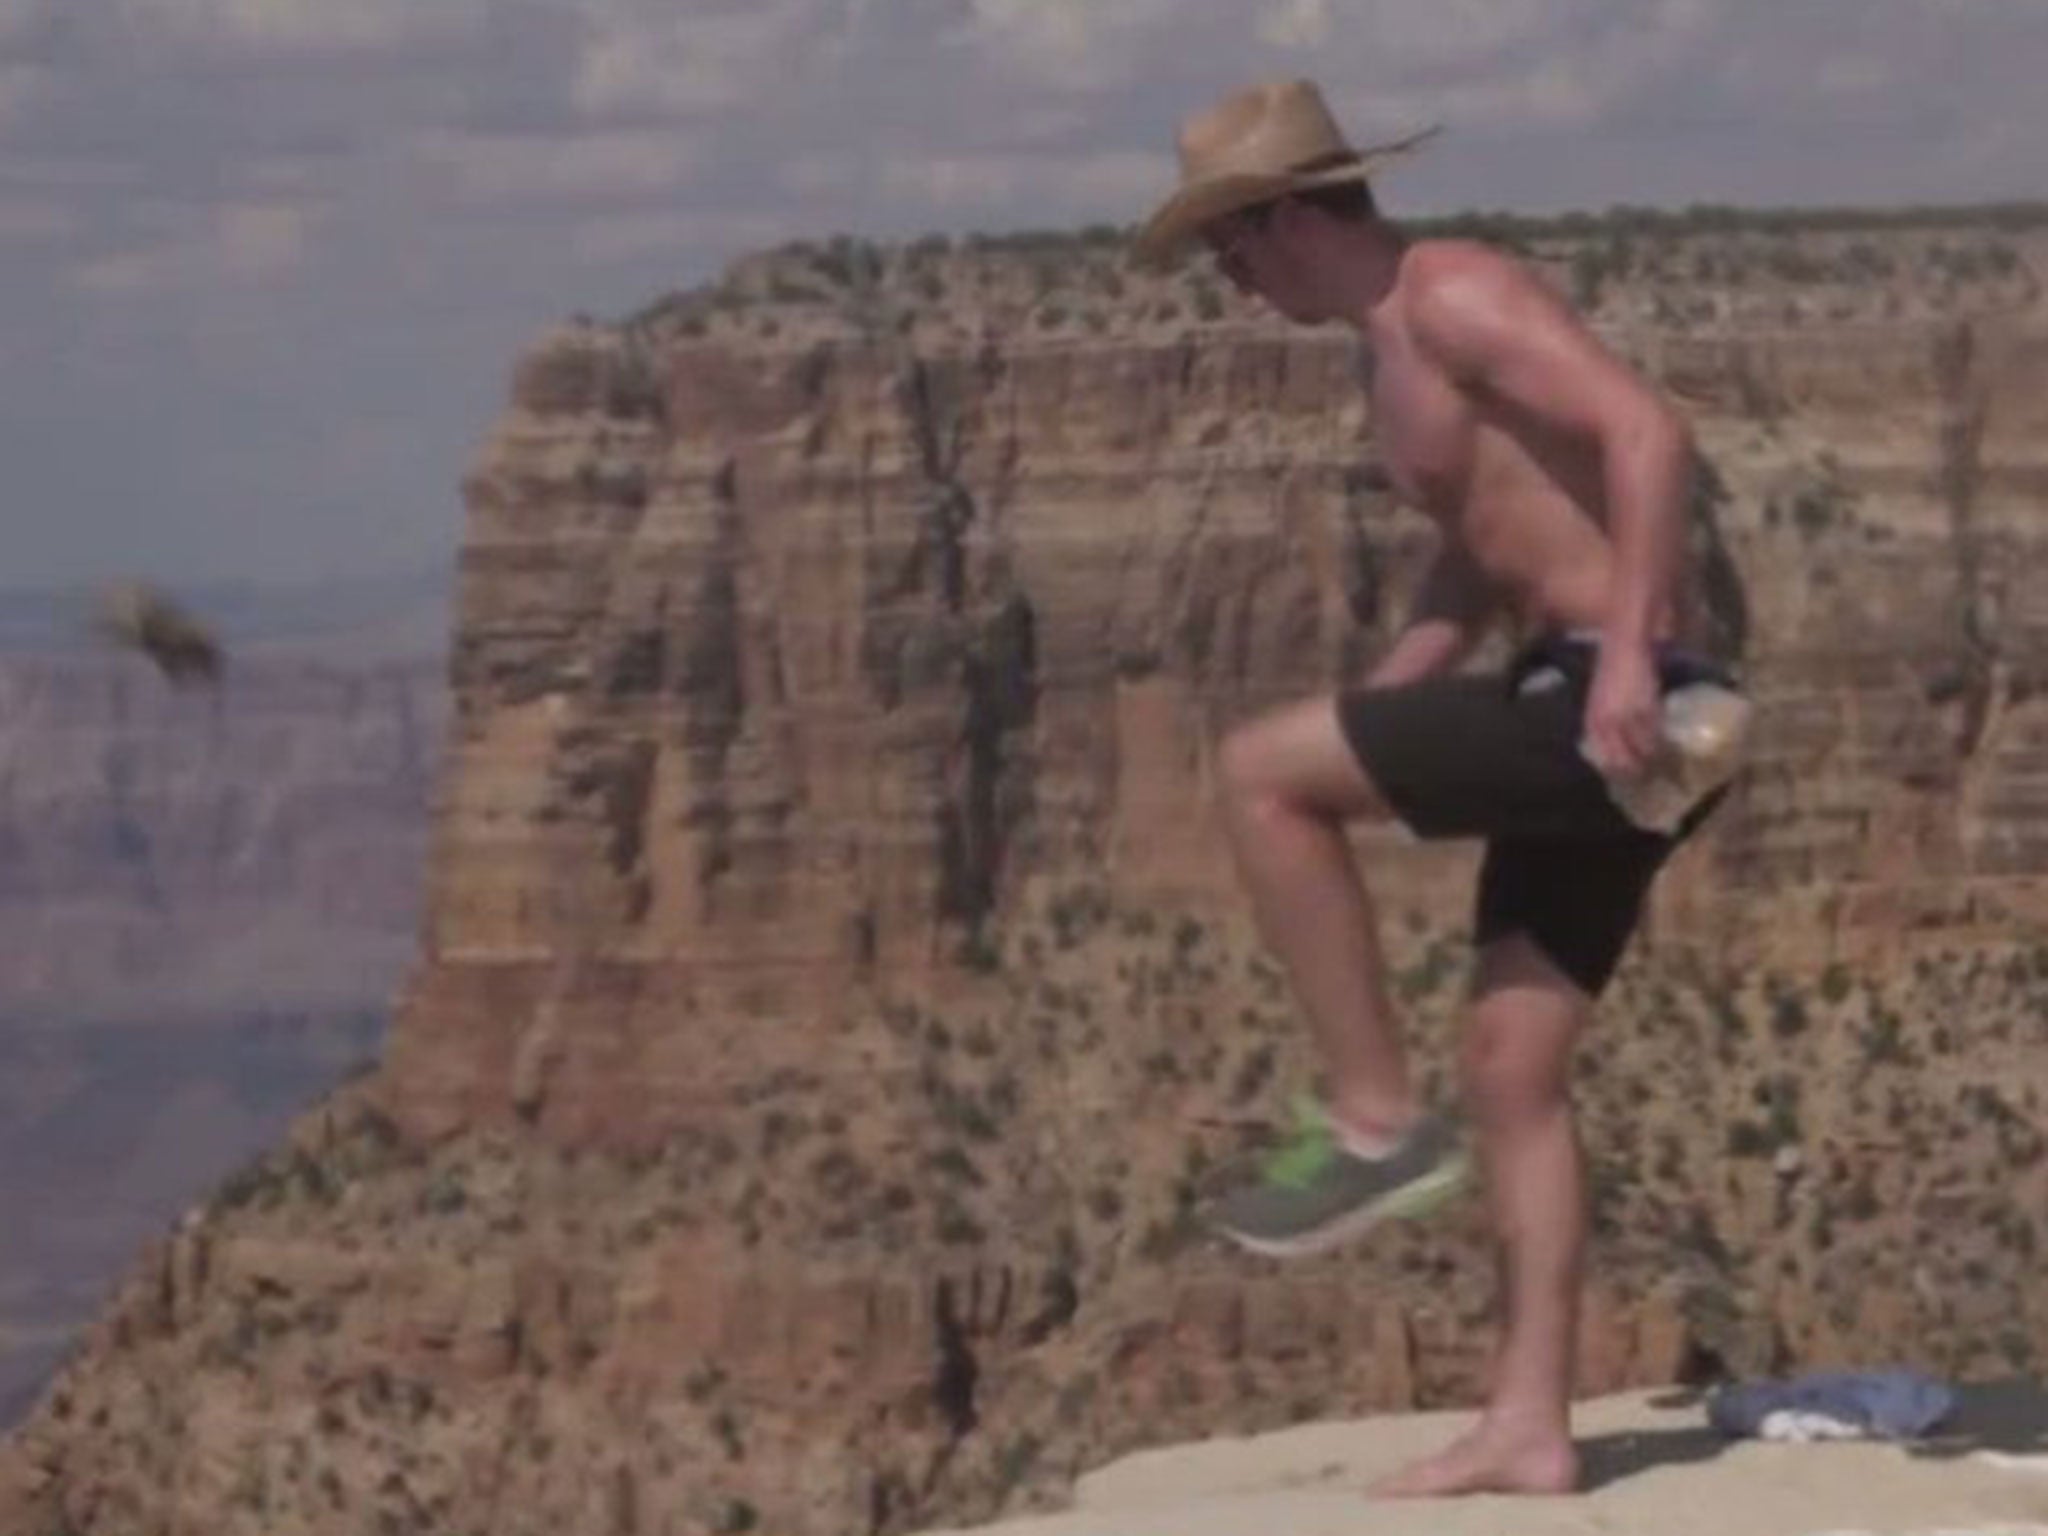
[1336,635,1738,997]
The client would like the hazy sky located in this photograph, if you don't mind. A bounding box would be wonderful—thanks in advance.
[1,0,2040,587]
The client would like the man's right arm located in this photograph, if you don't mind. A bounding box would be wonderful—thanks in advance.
[1363,542,1494,690]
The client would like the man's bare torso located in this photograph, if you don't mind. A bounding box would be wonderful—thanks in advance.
[1360,239,1699,646]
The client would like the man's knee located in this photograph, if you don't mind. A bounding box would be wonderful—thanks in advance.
[1214,702,1387,823]
[1460,1015,1575,1125]
[1214,721,1269,807]
[1459,941,1587,1121]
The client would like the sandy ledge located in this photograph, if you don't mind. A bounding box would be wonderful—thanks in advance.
[915,1384,2048,1536]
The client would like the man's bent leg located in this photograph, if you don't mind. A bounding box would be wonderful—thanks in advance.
[1214,695,1419,1141]
[1375,933,1586,1498]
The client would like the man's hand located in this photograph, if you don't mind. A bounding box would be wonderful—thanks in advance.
[1583,641,1662,778]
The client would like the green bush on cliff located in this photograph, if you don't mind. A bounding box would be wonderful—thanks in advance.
[1768,992,1809,1038]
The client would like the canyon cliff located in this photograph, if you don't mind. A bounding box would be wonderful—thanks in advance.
[4,209,2046,1536]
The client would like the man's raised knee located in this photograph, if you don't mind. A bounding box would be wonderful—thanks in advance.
[1215,722,1286,817]
[1214,702,1389,823]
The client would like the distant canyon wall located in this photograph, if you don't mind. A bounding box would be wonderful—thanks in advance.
[0,652,443,1020]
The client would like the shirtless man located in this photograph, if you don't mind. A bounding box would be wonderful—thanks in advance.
[1132,80,1742,1498]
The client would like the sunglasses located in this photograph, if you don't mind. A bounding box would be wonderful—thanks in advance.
[1201,202,1278,265]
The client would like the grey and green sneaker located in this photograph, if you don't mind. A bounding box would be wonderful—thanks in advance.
[1208,1101,1472,1258]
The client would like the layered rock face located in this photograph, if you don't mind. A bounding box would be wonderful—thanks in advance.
[6,214,2048,1536]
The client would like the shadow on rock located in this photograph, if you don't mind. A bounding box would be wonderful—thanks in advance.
[1577,1420,1732,1491]
[1910,1378,2048,1462]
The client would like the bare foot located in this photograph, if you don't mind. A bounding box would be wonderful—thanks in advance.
[1370,1418,1579,1498]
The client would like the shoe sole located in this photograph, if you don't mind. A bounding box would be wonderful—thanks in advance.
[1213,1155,1473,1259]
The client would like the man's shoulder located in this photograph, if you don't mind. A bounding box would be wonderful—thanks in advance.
[1395,236,1577,356]
[1398,237,1547,309]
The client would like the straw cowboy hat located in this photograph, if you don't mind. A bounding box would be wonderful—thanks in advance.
[1132,79,1438,267]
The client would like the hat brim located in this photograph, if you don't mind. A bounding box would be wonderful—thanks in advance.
[1131,171,1304,268]
[1129,129,1439,270]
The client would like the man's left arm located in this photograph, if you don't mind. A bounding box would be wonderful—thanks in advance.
[1408,249,1693,775]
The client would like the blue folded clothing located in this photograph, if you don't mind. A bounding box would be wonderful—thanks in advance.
[1708,1368,1957,1441]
